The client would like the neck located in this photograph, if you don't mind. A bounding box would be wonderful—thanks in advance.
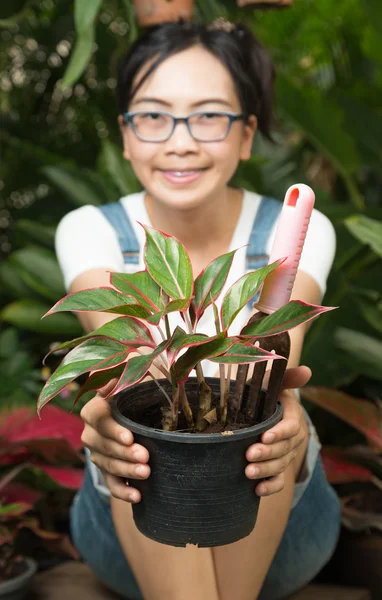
[144,187,243,255]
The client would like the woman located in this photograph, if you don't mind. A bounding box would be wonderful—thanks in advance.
[56,19,340,600]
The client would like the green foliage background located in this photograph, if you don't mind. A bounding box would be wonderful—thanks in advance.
[0,0,381,416]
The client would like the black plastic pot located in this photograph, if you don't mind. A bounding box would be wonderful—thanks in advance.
[111,377,282,548]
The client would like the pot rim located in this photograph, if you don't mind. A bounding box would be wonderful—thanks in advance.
[111,378,282,444]
[0,557,37,592]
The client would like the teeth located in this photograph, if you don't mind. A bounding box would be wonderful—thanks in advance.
[172,171,196,176]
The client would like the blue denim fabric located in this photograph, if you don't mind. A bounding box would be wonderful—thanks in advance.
[70,456,340,600]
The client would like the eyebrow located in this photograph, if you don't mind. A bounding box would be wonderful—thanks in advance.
[133,97,233,108]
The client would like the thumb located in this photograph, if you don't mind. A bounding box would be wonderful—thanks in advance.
[282,366,311,391]
[98,378,119,398]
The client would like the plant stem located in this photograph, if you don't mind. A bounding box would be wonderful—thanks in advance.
[164,314,171,338]
[179,382,194,428]
[148,372,172,408]
[184,310,193,334]
[136,348,170,381]
[219,364,227,425]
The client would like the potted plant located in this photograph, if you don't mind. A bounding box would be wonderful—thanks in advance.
[0,502,38,600]
[133,0,194,28]
[37,207,334,547]
[301,386,382,596]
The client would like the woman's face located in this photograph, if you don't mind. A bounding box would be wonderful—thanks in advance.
[119,45,256,211]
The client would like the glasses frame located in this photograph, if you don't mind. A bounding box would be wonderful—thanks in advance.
[122,110,245,142]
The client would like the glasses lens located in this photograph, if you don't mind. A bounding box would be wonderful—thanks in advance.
[132,112,173,141]
[189,113,231,141]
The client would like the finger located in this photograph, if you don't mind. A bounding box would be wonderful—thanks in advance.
[81,428,149,463]
[261,392,303,444]
[90,451,151,480]
[103,472,141,503]
[255,473,285,497]
[245,453,296,480]
[81,400,134,445]
[281,366,311,390]
[246,439,294,462]
[98,378,119,397]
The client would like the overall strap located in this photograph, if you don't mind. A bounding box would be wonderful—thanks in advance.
[98,201,139,265]
[245,196,282,308]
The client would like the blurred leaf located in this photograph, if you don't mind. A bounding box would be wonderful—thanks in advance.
[100,139,141,195]
[0,328,18,358]
[345,215,382,257]
[74,0,103,34]
[334,327,382,380]
[354,295,382,334]
[321,446,376,485]
[362,0,382,36]
[302,386,382,449]
[0,0,28,21]
[15,220,55,249]
[276,75,363,209]
[61,26,95,88]
[9,246,65,301]
[1,299,82,336]
[0,262,36,299]
[42,165,107,207]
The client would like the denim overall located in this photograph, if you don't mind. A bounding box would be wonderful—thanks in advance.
[70,196,340,600]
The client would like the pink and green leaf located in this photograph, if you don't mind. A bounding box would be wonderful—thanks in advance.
[142,223,193,300]
[166,326,209,367]
[321,447,376,485]
[108,340,170,396]
[174,335,236,383]
[240,300,336,338]
[73,364,126,407]
[210,341,285,364]
[44,287,151,319]
[37,338,131,412]
[46,316,156,359]
[0,503,32,518]
[0,405,83,454]
[192,249,238,324]
[146,298,191,325]
[221,259,285,330]
[301,387,382,450]
[111,271,164,312]
[33,463,84,489]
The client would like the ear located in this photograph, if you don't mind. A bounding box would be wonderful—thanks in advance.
[118,114,131,161]
[239,115,257,161]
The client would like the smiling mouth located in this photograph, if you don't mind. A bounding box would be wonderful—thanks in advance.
[159,169,206,174]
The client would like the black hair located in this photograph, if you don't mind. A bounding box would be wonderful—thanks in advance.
[117,21,275,140]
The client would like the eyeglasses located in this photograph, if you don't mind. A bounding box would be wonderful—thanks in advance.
[122,110,244,142]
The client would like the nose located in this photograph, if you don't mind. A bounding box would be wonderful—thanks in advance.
[163,120,199,155]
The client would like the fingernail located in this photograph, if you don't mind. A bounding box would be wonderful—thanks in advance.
[121,432,131,444]
[258,485,267,496]
[251,466,260,477]
[128,491,138,503]
[135,465,146,476]
[263,432,275,443]
[250,449,261,460]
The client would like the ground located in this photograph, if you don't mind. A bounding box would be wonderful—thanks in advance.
[27,561,371,600]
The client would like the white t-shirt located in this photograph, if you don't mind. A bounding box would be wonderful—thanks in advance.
[56,190,336,373]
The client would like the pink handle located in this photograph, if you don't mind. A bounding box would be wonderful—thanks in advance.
[255,184,315,314]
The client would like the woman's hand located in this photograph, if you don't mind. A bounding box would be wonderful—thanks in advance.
[245,366,312,497]
[80,379,150,503]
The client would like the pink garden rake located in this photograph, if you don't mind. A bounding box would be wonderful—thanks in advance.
[231,184,316,423]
